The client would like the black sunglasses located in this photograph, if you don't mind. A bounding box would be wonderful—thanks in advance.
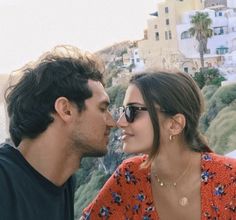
[119,105,148,123]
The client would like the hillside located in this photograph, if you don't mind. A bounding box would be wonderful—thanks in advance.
[201,84,236,153]
[96,40,131,65]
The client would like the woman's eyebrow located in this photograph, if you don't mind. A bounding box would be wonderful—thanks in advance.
[126,102,145,106]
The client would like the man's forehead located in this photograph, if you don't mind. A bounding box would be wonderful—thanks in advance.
[88,79,104,90]
[88,79,110,103]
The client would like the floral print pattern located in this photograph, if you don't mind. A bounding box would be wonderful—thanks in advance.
[82,153,236,220]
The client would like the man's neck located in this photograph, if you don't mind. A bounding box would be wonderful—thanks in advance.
[18,136,81,186]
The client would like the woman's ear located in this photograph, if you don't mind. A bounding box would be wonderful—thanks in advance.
[54,97,73,122]
[169,113,186,136]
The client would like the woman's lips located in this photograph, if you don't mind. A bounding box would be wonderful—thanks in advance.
[121,131,134,140]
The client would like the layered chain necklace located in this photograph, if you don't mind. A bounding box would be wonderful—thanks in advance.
[152,158,192,207]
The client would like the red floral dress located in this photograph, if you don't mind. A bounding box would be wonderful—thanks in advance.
[82,153,236,220]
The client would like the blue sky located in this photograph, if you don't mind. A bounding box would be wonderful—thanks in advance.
[0,0,159,74]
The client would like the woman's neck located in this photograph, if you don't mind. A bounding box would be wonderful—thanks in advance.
[151,141,198,182]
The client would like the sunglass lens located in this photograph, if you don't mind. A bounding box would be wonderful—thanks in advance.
[125,106,134,122]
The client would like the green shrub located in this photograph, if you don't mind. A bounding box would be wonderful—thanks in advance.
[200,84,236,131]
[201,85,218,104]
[193,68,226,89]
[193,71,205,88]
[205,102,236,154]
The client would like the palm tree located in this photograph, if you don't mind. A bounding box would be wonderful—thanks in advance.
[189,12,213,69]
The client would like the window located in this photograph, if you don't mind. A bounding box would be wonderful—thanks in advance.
[181,31,191,39]
[184,67,188,73]
[154,24,158,29]
[155,32,159,41]
[169,31,172,39]
[136,58,140,63]
[166,19,169,25]
[165,31,168,40]
[215,11,223,17]
[220,27,224,34]
[216,47,228,54]
[214,26,227,35]
[165,7,169,13]
[165,31,172,40]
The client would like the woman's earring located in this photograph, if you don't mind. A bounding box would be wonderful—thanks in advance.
[169,135,173,141]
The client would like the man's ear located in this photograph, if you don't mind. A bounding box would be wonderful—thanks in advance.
[54,97,73,122]
[169,113,186,136]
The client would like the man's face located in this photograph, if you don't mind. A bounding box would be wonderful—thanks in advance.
[71,80,115,157]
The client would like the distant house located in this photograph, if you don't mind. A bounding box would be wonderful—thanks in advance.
[122,47,144,73]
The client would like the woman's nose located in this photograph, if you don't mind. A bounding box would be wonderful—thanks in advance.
[116,112,128,128]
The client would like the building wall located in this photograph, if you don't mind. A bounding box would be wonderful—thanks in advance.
[138,0,203,70]
[227,0,236,8]
[224,50,236,65]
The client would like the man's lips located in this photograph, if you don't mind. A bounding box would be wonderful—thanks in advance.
[104,129,111,136]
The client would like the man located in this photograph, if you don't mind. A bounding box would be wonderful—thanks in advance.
[0,45,115,220]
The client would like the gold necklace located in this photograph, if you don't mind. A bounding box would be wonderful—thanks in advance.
[152,158,192,207]
[153,158,192,187]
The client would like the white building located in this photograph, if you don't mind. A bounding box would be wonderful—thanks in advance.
[122,47,145,73]
[177,7,236,73]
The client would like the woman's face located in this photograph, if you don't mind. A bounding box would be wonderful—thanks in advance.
[117,84,154,154]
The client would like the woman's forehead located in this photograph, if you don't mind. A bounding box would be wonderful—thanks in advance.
[123,84,144,105]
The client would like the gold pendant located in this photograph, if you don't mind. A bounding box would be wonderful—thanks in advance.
[179,197,188,206]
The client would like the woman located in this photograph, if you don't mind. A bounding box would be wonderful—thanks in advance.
[81,71,236,220]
